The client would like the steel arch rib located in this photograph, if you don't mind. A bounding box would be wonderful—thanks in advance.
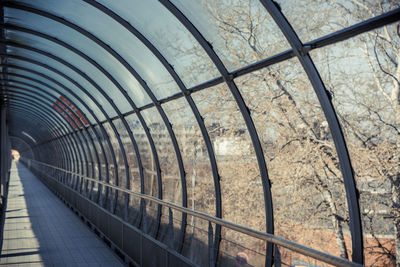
[1,42,145,221]
[84,0,227,252]
[11,108,70,175]
[159,1,276,265]
[1,24,158,225]
[259,0,363,264]
[2,3,173,237]
[0,54,114,200]
[2,67,101,197]
[9,135,35,159]
[9,100,80,182]
[8,103,76,179]
[2,17,163,234]
[9,116,69,174]
[7,91,87,184]
[5,82,95,192]
[1,35,128,213]
[4,67,113,206]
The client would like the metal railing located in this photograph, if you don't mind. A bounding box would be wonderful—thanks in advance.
[26,158,363,267]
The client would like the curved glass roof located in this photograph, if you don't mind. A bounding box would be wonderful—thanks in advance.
[2,0,399,266]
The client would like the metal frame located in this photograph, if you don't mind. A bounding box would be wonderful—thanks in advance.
[1,37,134,216]
[259,0,363,263]
[2,20,164,237]
[5,84,93,191]
[8,105,73,178]
[1,1,399,266]
[33,159,365,267]
[160,1,276,265]
[2,69,100,195]
[2,17,159,227]
[7,94,84,181]
[9,100,80,184]
[6,76,106,199]
[9,110,67,169]
[0,56,114,204]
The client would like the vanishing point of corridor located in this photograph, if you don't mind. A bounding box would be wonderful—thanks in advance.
[0,162,124,266]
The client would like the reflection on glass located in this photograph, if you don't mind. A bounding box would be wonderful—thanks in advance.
[311,23,399,266]
[4,26,131,115]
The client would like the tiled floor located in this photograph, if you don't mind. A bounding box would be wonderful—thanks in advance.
[0,162,124,266]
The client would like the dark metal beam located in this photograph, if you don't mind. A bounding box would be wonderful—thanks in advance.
[8,104,74,178]
[160,2,276,265]
[5,83,94,191]
[260,0,363,263]
[7,93,85,180]
[2,20,160,230]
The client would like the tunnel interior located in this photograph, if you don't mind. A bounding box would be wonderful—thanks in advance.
[0,1,399,266]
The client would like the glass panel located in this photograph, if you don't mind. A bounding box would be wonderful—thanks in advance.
[6,45,109,121]
[8,76,95,129]
[235,57,351,262]
[141,108,181,203]
[311,24,398,266]
[103,122,124,214]
[17,0,181,101]
[88,127,103,201]
[276,0,400,43]
[81,129,95,195]
[72,132,86,181]
[97,0,220,88]
[4,28,129,116]
[114,119,141,219]
[163,98,217,258]
[63,136,77,187]
[5,7,152,108]
[126,113,159,232]
[8,80,61,102]
[171,0,290,71]
[9,82,91,139]
[114,119,137,220]
[141,107,182,244]
[6,58,96,124]
[192,84,267,265]
[94,124,112,207]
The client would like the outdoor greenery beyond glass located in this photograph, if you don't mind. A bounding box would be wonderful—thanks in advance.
[4,0,399,266]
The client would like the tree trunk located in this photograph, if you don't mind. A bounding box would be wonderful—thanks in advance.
[392,178,400,267]
[323,190,349,259]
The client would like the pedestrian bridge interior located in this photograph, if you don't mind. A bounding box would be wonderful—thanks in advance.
[0,1,399,266]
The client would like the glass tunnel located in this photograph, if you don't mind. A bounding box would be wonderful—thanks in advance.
[0,0,399,266]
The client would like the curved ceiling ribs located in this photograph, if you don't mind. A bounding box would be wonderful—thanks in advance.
[2,0,399,266]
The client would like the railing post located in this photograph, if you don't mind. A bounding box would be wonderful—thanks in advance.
[274,244,281,267]
[208,222,215,267]
[168,208,174,250]
[124,192,129,221]
[141,199,148,234]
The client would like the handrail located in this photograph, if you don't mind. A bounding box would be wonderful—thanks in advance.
[26,158,363,267]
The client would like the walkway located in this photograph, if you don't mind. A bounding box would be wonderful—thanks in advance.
[0,162,124,266]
